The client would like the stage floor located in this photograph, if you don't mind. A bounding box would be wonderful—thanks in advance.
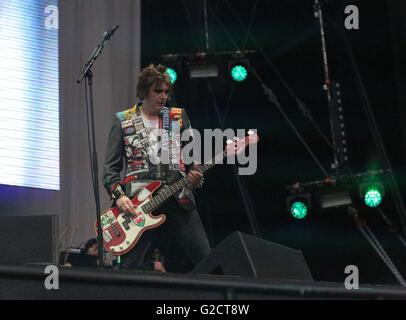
[0,264,405,300]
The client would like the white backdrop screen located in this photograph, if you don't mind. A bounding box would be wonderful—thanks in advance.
[0,0,59,190]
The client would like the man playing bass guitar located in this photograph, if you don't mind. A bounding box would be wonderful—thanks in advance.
[102,64,211,270]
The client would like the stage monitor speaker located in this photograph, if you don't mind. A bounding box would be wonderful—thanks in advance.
[193,231,313,281]
[0,215,59,265]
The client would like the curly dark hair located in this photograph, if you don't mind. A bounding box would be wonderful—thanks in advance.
[84,238,98,253]
[136,63,172,99]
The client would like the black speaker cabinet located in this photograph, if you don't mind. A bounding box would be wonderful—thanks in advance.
[193,231,313,281]
[0,215,59,265]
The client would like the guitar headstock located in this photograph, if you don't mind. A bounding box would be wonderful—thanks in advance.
[225,130,259,156]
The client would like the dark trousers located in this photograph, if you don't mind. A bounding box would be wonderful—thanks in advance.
[120,197,211,271]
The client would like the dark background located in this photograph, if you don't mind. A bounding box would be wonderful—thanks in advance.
[141,0,406,285]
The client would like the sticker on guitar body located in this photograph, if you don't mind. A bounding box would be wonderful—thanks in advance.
[98,183,166,255]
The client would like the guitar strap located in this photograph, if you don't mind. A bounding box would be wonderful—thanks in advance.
[157,106,171,179]
[131,108,151,158]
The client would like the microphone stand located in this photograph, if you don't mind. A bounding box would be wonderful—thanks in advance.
[77,25,119,268]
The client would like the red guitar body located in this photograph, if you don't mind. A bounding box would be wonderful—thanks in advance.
[95,181,166,256]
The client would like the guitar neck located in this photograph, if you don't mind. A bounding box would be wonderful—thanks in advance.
[141,151,226,213]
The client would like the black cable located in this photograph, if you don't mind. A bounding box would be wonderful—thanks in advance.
[208,0,406,279]
[221,83,235,126]
[206,3,240,51]
[220,0,406,280]
[206,2,330,176]
[225,0,406,241]
[179,0,264,238]
[221,0,333,150]
[203,0,210,52]
[207,79,263,238]
[242,0,258,49]
[181,0,202,52]
[249,67,330,177]
[326,3,406,237]
[348,207,406,287]
[206,0,262,238]
[221,0,257,125]
[209,0,331,177]
[208,0,221,45]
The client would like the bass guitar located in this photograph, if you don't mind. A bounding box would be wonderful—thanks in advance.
[96,132,259,256]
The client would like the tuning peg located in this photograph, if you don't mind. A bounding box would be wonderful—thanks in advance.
[226,139,233,145]
[248,130,254,135]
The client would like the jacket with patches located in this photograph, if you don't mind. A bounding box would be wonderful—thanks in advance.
[102,104,196,210]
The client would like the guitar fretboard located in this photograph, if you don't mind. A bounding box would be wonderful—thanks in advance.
[141,151,226,213]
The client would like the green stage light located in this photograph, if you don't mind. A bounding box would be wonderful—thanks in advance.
[230,65,248,82]
[359,181,384,208]
[290,201,308,219]
[364,188,383,207]
[166,67,177,84]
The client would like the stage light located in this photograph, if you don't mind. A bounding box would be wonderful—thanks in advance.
[359,182,384,208]
[364,188,383,207]
[290,201,308,219]
[287,193,311,219]
[230,64,248,82]
[228,58,249,83]
[166,67,177,84]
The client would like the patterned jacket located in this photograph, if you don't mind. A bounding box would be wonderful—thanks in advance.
[102,104,196,210]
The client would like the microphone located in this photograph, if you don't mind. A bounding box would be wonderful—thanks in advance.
[103,25,119,40]
[77,25,119,83]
